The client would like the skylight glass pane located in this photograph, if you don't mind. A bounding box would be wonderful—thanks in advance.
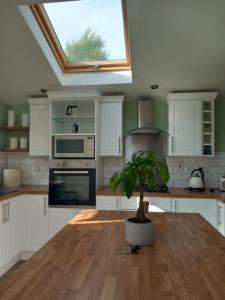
[43,0,127,64]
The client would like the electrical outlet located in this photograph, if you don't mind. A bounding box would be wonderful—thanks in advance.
[177,161,184,172]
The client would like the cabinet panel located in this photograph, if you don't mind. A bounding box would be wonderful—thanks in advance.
[168,100,202,156]
[0,197,22,274]
[120,196,138,210]
[29,103,49,156]
[49,207,81,239]
[96,196,119,210]
[22,195,49,251]
[100,102,123,156]
[7,197,22,260]
[172,198,218,229]
[145,197,172,212]
[217,201,224,235]
[0,200,8,269]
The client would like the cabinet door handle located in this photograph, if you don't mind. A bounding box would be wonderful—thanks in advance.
[6,203,10,222]
[2,204,6,224]
[174,200,177,212]
[218,205,223,226]
[44,197,47,215]
[118,137,121,154]
[171,136,174,153]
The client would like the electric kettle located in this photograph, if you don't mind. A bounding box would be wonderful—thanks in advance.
[188,167,205,191]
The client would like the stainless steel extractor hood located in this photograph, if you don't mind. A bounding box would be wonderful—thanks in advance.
[125,99,168,136]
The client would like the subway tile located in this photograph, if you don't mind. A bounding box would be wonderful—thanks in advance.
[173,180,188,188]
[208,167,220,174]
[38,178,49,185]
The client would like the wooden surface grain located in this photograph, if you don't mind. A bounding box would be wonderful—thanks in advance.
[97,186,225,203]
[1,210,225,299]
[0,185,48,202]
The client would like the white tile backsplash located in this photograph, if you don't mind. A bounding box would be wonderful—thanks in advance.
[0,152,225,188]
[103,153,225,189]
[0,153,49,186]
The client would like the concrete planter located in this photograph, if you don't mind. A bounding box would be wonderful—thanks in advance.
[125,218,154,246]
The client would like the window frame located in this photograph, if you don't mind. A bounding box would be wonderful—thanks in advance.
[30,0,131,73]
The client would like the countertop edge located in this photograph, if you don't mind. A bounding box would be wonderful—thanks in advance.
[96,187,225,203]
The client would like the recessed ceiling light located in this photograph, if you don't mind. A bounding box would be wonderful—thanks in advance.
[151,85,159,90]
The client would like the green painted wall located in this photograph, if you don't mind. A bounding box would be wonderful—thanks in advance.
[215,95,225,152]
[124,97,225,152]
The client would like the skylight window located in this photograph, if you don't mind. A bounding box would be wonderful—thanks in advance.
[30,0,130,73]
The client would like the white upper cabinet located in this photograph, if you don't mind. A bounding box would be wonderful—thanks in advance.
[28,98,50,156]
[167,92,218,156]
[168,100,202,156]
[100,96,124,156]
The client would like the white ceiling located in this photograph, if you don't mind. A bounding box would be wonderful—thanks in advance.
[1,0,225,104]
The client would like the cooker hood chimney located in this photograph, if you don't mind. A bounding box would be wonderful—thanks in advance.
[126,99,168,136]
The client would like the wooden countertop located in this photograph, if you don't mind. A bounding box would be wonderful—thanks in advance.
[1,210,225,299]
[0,185,48,202]
[97,186,225,203]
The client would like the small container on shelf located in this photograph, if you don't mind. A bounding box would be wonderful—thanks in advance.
[21,113,29,127]
[10,137,18,149]
[20,137,28,149]
[203,145,212,156]
[8,110,15,127]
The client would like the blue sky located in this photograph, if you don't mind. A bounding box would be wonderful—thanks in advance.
[44,0,126,60]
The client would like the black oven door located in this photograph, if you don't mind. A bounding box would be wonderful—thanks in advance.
[49,169,96,206]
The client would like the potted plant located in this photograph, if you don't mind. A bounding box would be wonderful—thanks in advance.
[110,151,169,246]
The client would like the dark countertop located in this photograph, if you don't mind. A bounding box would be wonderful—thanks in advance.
[0,185,48,202]
[97,186,225,203]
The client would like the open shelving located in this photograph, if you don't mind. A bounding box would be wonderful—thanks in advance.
[202,100,214,156]
[50,100,96,135]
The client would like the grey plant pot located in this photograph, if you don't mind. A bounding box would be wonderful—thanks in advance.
[125,218,154,246]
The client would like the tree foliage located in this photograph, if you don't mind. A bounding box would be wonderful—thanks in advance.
[64,28,108,62]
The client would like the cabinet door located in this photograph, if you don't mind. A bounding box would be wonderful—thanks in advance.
[96,196,119,210]
[172,198,218,229]
[168,100,202,156]
[145,197,172,212]
[7,197,22,261]
[22,195,49,251]
[49,207,81,239]
[0,197,22,275]
[120,196,138,210]
[0,200,8,270]
[218,201,224,235]
[100,102,123,156]
[29,103,49,156]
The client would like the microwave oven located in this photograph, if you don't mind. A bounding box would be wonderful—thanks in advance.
[53,135,95,159]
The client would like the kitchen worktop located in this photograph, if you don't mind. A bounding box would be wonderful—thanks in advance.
[0,185,48,202]
[97,186,225,203]
[1,210,225,299]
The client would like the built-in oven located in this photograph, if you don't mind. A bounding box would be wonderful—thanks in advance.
[53,134,95,159]
[49,168,96,206]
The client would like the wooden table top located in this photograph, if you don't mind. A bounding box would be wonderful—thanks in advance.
[1,210,225,300]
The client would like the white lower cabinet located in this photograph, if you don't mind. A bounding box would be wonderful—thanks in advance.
[146,197,172,212]
[0,196,22,276]
[120,196,138,210]
[96,196,120,210]
[49,207,81,239]
[217,201,224,235]
[171,198,218,229]
[21,195,49,252]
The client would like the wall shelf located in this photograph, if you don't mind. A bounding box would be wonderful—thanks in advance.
[0,126,29,131]
[0,148,29,152]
